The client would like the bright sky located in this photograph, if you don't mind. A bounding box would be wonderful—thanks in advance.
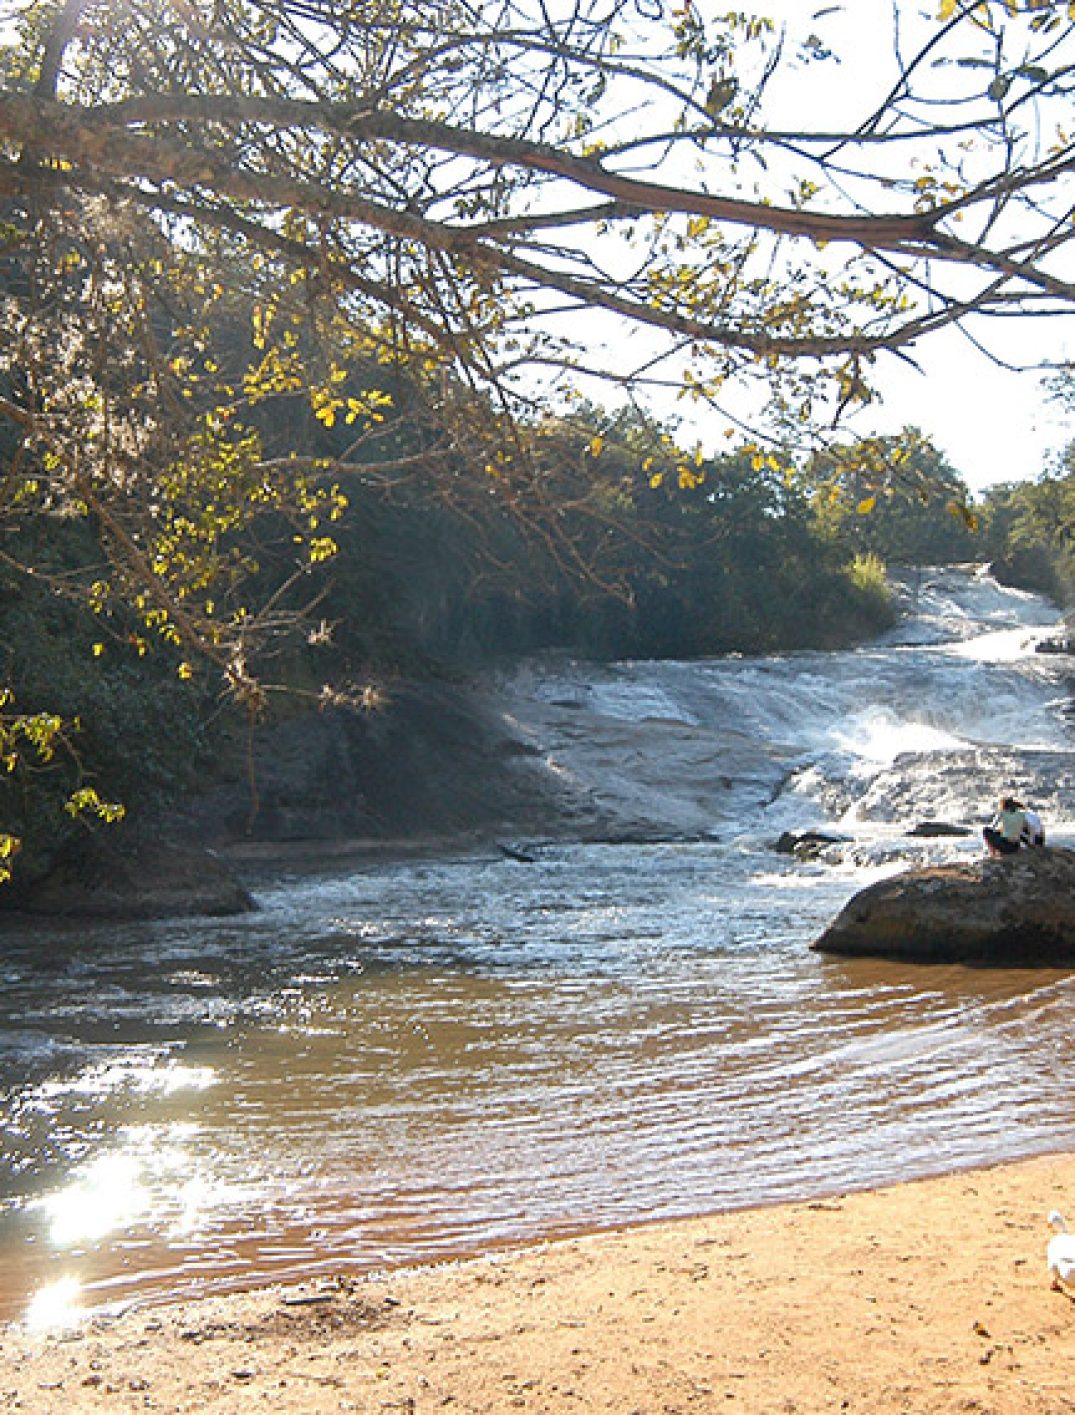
[558,1,1075,495]
[614,1,1074,497]
[752,1,1075,495]
[596,275,1074,499]
[855,328,1073,494]
[654,318,1074,496]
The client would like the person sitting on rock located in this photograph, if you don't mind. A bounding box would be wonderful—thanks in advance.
[1021,804,1046,848]
[983,796,1026,856]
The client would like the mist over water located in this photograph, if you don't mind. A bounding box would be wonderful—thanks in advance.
[4,565,1075,1327]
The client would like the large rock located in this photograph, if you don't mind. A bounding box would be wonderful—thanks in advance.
[811,847,1075,965]
[177,681,594,846]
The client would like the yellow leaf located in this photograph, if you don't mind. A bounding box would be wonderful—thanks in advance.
[309,537,339,564]
[938,0,958,16]
[856,495,877,515]
[590,435,604,458]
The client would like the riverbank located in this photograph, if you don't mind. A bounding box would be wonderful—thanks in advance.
[4,1151,1075,1414]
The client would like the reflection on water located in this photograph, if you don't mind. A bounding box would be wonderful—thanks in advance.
[4,567,1075,1326]
[4,843,1075,1326]
[41,1154,149,1245]
[25,1277,82,1332]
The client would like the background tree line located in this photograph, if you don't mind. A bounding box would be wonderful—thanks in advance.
[0,363,1007,881]
[974,370,1075,604]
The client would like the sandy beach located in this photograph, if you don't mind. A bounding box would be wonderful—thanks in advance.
[3,1152,1075,1414]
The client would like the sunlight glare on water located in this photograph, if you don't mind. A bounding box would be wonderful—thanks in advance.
[40,1154,149,1246]
[24,1277,82,1333]
[945,626,1051,663]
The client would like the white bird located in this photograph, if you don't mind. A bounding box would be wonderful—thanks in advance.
[1047,1211,1075,1291]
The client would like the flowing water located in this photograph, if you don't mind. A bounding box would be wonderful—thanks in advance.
[5,566,1075,1329]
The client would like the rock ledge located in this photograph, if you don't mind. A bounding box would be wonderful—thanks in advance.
[0,837,256,921]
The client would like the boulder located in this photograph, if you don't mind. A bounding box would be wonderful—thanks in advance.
[811,847,1075,965]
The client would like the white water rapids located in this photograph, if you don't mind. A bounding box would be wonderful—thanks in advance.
[4,565,1075,1328]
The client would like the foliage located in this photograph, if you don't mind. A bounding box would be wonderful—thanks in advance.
[978,441,1075,600]
[845,552,890,602]
[806,429,981,566]
[0,691,122,883]
[0,515,220,882]
[305,422,899,666]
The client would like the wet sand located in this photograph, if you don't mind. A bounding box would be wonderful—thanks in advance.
[4,1151,1075,1413]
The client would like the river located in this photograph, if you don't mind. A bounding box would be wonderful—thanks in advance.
[4,565,1075,1328]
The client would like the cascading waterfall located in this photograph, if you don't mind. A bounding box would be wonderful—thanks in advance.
[490,565,1074,856]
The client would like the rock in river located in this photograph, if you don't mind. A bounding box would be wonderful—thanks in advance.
[811,847,1075,965]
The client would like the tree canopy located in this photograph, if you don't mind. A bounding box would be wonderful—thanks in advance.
[3,0,1075,426]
